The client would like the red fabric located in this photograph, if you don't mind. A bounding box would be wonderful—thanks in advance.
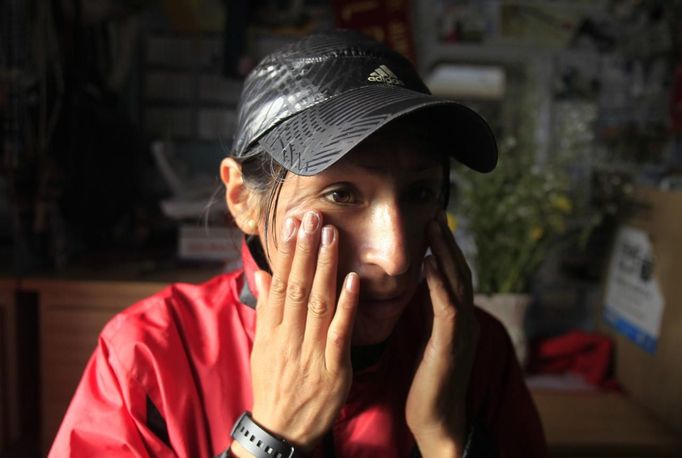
[528,330,619,389]
[49,241,547,457]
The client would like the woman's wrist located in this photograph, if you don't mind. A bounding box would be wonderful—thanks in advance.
[230,411,305,457]
[412,422,466,458]
[414,434,462,458]
[229,440,253,458]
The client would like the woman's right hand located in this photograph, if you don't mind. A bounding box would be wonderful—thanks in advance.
[232,210,359,456]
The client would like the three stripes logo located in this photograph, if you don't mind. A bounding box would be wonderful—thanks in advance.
[367,65,404,86]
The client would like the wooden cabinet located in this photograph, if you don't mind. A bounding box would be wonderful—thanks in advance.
[22,279,170,454]
[0,279,18,451]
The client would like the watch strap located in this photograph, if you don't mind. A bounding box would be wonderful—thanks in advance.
[230,411,297,458]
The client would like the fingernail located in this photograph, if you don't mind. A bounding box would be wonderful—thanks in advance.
[345,272,359,293]
[282,218,296,241]
[321,226,334,246]
[303,211,320,234]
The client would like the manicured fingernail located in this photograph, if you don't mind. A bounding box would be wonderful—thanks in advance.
[302,211,320,234]
[321,226,334,246]
[282,218,296,241]
[345,272,359,293]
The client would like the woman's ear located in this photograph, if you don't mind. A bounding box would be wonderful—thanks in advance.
[220,157,260,235]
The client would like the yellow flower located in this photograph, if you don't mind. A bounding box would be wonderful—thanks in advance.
[554,220,566,234]
[447,213,458,232]
[550,195,572,213]
[530,226,544,241]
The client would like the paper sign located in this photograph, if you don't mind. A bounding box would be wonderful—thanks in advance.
[604,226,665,353]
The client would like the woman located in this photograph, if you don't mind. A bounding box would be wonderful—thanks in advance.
[50,30,546,457]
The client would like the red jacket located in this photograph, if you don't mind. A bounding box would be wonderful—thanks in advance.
[50,242,547,457]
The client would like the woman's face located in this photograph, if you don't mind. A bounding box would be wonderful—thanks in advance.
[259,131,445,345]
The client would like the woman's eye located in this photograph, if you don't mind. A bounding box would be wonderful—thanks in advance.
[324,189,357,204]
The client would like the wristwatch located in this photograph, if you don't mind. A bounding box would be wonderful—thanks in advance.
[230,411,298,458]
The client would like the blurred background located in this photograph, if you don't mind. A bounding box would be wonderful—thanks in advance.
[1,0,681,456]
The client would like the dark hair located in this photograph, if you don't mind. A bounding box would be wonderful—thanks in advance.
[236,145,288,261]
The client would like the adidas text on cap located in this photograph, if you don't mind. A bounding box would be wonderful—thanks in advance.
[232,30,498,175]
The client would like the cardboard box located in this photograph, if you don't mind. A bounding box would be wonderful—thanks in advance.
[601,187,682,436]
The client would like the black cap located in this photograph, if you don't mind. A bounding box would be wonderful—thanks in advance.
[232,30,497,175]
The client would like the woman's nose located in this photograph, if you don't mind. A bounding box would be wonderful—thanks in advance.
[362,205,411,277]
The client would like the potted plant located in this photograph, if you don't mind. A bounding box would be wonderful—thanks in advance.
[452,137,575,364]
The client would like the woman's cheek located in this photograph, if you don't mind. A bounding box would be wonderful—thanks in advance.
[329,215,364,268]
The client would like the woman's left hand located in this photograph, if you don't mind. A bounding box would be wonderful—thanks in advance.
[405,212,480,458]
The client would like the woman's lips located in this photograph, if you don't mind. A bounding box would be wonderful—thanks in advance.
[360,289,407,305]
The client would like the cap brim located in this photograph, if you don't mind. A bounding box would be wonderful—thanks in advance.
[257,84,498,176]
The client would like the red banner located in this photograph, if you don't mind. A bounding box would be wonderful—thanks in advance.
[333,0,416,63]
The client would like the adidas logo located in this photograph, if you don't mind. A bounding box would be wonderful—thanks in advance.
[367,65,404,86]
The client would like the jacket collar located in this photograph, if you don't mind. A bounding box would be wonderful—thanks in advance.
[239,236,264,308]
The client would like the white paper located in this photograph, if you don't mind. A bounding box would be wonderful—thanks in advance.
[604,226,665,353]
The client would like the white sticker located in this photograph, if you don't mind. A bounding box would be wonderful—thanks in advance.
[604,226,665,353]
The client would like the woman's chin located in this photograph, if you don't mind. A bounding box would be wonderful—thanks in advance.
[351,330,392,346]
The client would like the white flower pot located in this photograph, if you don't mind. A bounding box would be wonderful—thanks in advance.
[474,293,531,367]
